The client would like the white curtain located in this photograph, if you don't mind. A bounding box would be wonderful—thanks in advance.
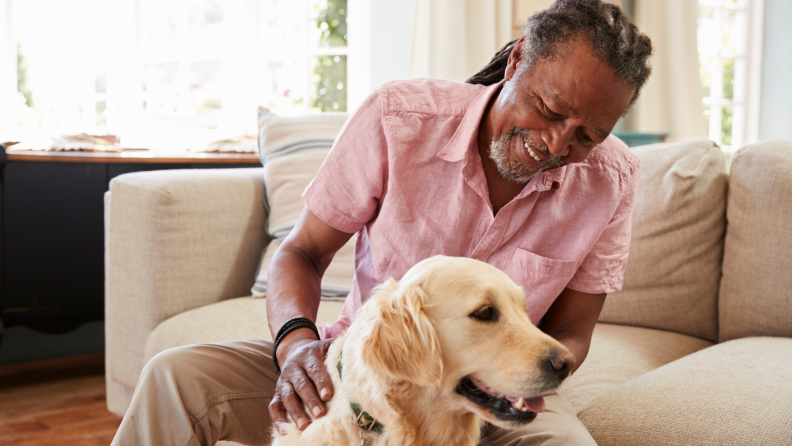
[633,0,707,141]
[1,0,16,134]
[410,0,512,82]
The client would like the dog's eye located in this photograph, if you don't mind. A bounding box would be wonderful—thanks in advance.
[470,306,497,322]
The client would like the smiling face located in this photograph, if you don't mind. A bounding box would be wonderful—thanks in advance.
[483,35,636,183]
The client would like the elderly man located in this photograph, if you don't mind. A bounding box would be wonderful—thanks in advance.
[111,0,652,444]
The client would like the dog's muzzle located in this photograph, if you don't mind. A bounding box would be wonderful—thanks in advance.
[455,377,542,424]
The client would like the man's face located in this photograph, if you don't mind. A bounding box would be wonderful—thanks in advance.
[487,37,635,183]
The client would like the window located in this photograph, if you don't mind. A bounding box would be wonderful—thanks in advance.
[5,0,350,150]
[697,0,760,151]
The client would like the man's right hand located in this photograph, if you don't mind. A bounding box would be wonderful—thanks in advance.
[268,331,335,435]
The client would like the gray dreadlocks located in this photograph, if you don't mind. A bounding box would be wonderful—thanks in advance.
[467,0,653,110]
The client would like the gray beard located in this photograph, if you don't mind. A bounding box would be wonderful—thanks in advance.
[489,129,564,184]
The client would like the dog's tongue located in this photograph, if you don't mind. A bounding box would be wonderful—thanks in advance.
[469,377,546,413]
[505,395,546,413]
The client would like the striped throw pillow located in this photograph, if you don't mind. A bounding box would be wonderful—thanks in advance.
[252,108,353,300]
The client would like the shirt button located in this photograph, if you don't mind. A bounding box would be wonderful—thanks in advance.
[463,167,472,176]
[476,155,481,162]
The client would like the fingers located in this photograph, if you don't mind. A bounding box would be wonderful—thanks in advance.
[278,379,311,431]
[289,366,326,420]
[268,392,289,436]
[271,337,339,435]
[302,350,334,402]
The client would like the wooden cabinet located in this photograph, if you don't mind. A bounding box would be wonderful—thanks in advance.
[0,145,260,339]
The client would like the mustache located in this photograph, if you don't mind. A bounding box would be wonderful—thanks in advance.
[510,129,565,166]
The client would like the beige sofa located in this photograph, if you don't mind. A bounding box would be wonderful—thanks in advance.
[105,139,792,445]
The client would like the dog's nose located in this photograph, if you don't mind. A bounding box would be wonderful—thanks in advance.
[546,349,575,380]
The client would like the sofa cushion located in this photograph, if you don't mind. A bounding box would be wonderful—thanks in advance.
[719,140,792,342]
[578,337,792,446]
[558,323,712,411]
[598,140,727,341]
[252,108,354,298]
[143,296,345,363]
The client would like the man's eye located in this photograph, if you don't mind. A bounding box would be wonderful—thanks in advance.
[470,306,497,322]
[541,102,562,119]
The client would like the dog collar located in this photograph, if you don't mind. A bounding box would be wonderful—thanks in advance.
[337,352,385,434]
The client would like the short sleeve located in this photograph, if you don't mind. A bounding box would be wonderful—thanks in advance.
[302,86,390,234]
[567,160,641,294]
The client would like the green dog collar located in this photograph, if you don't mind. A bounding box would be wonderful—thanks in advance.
[337,352,385,434]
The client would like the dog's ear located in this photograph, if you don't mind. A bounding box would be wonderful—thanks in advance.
[363,279,443,387]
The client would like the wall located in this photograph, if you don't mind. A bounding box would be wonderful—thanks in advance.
[369,0,416,89]
[348,0,415,109]
[758,0,792,141]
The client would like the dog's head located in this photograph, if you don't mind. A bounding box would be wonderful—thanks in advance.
[360,256,574,429]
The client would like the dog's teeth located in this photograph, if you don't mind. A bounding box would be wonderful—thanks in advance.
[514,397,524,410]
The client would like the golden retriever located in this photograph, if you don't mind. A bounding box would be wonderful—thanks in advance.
[272,255,574,446]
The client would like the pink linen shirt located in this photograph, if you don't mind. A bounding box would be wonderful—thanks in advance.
[303,78,640,339]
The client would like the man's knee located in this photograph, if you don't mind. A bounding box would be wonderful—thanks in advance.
[138,341,276,395]
[538,423,597,446]
[139,344,211,387]
[498,422,597,446]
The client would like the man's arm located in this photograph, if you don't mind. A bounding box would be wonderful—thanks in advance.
[538,287,606,374]
[266,207,352,342]
[266,207,354,432]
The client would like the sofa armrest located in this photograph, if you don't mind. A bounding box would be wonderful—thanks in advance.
[105,167,269,392]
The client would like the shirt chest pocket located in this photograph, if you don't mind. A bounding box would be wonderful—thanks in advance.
[504,248,579,322]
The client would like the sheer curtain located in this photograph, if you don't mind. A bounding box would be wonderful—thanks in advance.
[633,0,707,141]
[410,0,512,82]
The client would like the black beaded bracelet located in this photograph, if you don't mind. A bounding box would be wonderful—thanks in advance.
[272,317,321,375]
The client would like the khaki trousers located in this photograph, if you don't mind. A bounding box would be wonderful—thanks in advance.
[111,340,596,446]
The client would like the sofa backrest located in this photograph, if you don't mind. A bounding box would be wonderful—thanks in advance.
[598,140,728,342]
[719,139,792,342]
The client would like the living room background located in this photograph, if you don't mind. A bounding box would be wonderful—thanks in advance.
[3,0,791,152]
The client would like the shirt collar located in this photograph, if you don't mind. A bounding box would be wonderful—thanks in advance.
[437,81,503,164]
[534,164,567,192]
[436,80,567,190]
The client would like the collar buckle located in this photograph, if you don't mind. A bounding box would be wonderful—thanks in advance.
[338,351,386,434]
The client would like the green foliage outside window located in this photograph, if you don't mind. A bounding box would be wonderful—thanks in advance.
[698,56,734,145]
[721,58,734,145]
[17,42,34,107]
[316,0,347,47]
[312,0,347,112]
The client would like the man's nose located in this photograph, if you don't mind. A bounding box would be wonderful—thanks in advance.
[541,124,574,158]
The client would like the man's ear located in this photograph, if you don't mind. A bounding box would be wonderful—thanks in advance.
[505,34,528,81]
[363,280,443,387]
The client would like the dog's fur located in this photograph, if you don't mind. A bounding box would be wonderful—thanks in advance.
[272,256,572,446]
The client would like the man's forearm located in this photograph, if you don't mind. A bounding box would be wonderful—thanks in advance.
[264,208,354,357]
[266,244,325,341]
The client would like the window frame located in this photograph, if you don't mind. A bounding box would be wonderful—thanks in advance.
[1,0,359,146]
[697,0,764,152]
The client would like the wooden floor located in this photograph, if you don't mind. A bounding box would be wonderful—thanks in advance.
[0,354,121,446]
